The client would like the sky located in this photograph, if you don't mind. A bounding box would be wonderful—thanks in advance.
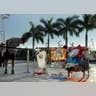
[0,14,96,50]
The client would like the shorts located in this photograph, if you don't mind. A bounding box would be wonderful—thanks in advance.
[4,50,15,60]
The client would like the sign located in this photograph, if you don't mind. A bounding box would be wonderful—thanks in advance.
[50,48,67,61]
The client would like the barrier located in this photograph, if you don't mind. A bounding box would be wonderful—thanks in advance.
[26,49,30,73]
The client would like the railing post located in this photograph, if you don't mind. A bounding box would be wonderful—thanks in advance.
[27,49,30,73]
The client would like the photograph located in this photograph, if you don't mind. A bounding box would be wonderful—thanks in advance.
[1,0,96,96]
[0,14,96,82]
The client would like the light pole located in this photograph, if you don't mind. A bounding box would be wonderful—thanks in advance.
[0,14,9,44]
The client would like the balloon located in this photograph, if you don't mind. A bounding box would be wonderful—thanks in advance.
[68,49,79,57]
[68,45,88,58]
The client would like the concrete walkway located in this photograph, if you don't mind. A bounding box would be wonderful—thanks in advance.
[0,62,96,82]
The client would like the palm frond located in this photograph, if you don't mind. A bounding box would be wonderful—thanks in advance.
[40,18,49,28]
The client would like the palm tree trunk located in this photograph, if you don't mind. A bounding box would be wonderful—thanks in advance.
[85,30,88,47]
[32,31,35,50]
[48,33,50,52]
[65,31,68,46]
[32,33,35,62]
[32,37,35,50]
[47,33,51,64]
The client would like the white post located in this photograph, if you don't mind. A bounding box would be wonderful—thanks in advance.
[32,50,35,75]
[2,16,5,44]
[27,49,30,73]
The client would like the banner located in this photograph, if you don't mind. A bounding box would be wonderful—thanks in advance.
[50,48,67,61]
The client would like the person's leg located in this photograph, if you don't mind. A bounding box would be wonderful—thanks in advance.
[2,56,6,68]
[4,51,9,74]
[5,59,8,74]
[67,68,71,78]
[67,67,74,78]
[11,60,14,74]
[11,54,15,74]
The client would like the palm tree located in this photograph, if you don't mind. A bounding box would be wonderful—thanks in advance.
[22,21,44,50]
[76,14,96,47]
[40,17,59,64]
[56,16,81,46]
[40,17,59,50]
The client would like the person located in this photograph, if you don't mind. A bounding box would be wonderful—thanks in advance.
[4,37,26,74]
[0,43,6,67]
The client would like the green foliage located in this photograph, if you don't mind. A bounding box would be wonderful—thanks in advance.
[21,14,96,50]
[77,14,96,47]
[56,16,80,46]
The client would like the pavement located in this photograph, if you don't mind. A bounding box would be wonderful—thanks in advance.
[0,61,96,82]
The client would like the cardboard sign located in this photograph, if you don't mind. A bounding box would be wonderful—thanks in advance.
[37,50,46,68]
